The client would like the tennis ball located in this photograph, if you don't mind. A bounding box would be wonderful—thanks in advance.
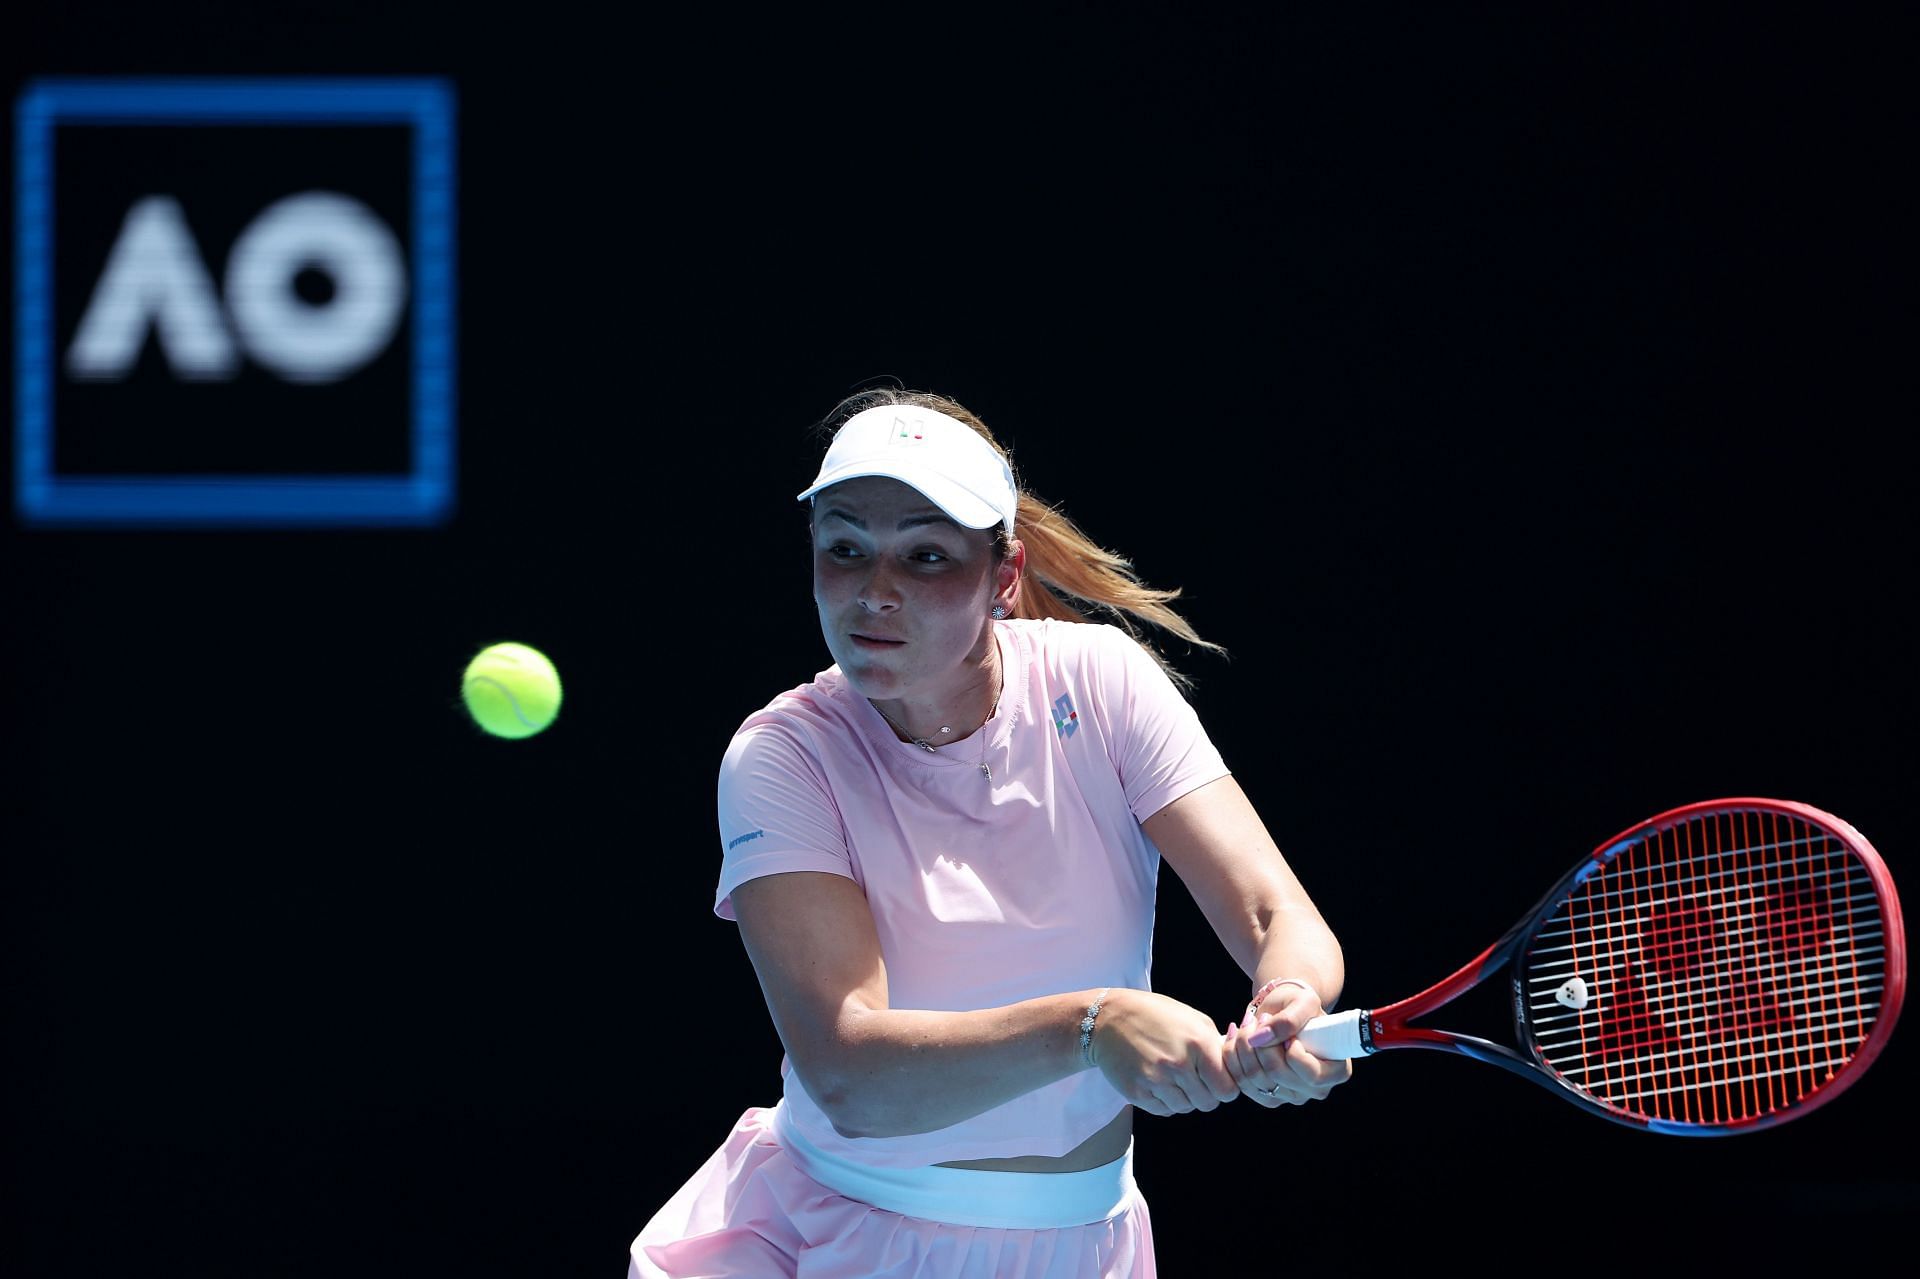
[461,642,562,739]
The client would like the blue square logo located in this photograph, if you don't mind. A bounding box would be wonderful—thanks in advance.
[13,78,457,527]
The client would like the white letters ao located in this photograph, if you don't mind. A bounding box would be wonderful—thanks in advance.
[66,191,408,385]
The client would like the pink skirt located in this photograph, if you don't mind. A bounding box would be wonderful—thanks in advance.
[628,1107,1156,1278]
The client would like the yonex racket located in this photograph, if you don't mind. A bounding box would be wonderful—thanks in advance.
[1297,798,1905,1134]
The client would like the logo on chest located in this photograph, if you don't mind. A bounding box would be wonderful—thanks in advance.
[1052,692,1080,739]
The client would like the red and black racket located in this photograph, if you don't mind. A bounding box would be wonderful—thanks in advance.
[1297,798,1905,1134]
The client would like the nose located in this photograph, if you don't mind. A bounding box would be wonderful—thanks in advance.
[857,559,904,614]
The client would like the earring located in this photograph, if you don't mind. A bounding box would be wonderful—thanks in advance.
[990,605,1007,619]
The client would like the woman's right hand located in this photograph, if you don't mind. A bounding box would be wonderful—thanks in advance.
[1090,989,1241,1116]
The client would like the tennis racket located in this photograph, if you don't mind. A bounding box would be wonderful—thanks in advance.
[1296,798,1905,1134]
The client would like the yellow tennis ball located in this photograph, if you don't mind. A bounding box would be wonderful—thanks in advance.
[461,642,562,739]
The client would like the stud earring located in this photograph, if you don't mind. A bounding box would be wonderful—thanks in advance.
[990,605,1007,619]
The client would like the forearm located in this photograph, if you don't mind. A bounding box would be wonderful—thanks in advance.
[800,989,1105,1139]
[1143,778,1345,1010]
[1248,904,1345,1009]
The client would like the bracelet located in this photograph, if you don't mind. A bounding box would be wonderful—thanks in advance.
[1079,988,1111,1067]
[1247,977,1317,1013]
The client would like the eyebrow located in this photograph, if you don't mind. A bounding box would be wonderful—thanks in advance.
[816,506,965,534]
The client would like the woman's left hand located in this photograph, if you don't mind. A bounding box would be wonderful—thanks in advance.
[1222,980,1353,1107]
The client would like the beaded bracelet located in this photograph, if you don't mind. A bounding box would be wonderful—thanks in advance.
[1079,988,1111,1067]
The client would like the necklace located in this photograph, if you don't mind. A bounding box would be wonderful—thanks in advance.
[873,667,1001,781]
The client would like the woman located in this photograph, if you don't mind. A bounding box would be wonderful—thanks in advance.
[630,389,1348,1277]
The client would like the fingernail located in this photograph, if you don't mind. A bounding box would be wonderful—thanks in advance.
[1246,1025,1278,1048]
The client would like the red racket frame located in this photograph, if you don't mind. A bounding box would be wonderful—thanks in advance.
[1353,798,1906,1133]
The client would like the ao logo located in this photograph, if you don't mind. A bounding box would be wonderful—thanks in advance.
[67,191,407,385]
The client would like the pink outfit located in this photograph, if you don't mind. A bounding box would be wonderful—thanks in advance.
[631,619,1227,1275]
[628,1108,1156,1279]
[715,619,1228,1167]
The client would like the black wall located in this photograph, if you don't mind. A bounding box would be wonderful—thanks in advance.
[6,6,1913,1274]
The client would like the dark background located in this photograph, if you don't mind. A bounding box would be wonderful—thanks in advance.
[5,4,1913,1274]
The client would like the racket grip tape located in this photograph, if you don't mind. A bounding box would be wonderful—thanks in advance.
[1295,1008,1369,1059]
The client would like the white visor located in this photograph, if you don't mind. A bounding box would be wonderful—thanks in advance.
[796,404,1018,535]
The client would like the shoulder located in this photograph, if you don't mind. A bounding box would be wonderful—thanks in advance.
[1007,616,1143,664]
[721,667,860,777]
[1010,617,1168,689]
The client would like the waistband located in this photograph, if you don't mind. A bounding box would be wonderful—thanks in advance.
[770,1101,1138,1230]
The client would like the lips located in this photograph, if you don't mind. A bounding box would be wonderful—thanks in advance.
[850,633,907,647]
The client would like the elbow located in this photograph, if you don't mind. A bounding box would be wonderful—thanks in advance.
[794,1054,898,1139]
[826,1109,884,1140]
[796,1011,927,1139]
[808,1057,934,1139]
[813,1079,901,1140]
[812,1076,873,1138]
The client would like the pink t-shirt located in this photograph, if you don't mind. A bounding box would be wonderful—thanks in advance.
[714,618,1231,1167]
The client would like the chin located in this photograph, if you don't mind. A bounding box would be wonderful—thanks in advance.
[827,644,898,691]
[838,663,906,699]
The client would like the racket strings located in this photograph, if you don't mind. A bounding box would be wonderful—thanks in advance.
[1521,809,1889,1127]
[1531,992,1890,1088]
[1529,901,1887,1000]
[1529,959,1891,1038]
[1529,896,1886,970]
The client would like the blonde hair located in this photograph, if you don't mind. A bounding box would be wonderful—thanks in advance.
[816,387,1225,685]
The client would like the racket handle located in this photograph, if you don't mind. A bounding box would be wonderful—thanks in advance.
[1295,1009,1369,1059]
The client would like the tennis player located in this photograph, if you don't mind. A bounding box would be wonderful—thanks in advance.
[629,389,1349,1277]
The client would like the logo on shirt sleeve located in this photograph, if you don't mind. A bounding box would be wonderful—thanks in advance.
[726,829,766,851]
[1052,693,1079,739]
